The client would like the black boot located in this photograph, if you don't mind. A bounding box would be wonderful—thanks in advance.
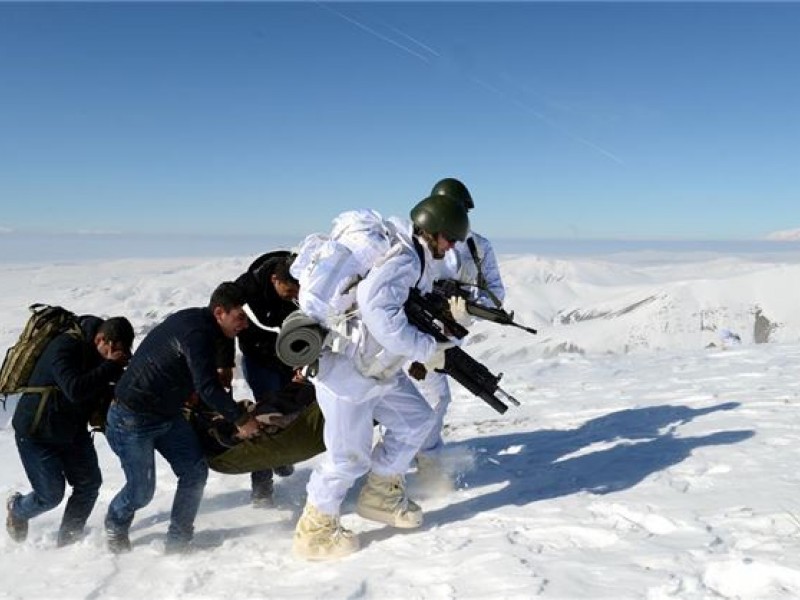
[250,472,275,508]
[274,464,295,477]
[164,538,193,555]
[106,529,132,554]
[6,493,28,543]
[57,527,88,548]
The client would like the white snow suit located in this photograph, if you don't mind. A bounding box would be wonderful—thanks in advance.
[302,220,440,516]
[416,230,506,454]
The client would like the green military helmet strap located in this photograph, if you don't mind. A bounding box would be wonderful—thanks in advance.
[431,177,474,210]
[410,194,470,242]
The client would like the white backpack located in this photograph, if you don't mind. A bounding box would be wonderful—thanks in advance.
[290,210,400,329]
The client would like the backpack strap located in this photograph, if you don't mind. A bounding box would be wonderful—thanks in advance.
[412,236,426,288]
[19,386,58,435]
[466,236,503,308]
[20,326,82,435]
[466,237,486,290]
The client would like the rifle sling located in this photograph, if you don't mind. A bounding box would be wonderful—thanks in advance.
[466,237,503,308]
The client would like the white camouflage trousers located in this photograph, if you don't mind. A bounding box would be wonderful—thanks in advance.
[412,369,452,455]
[306,350,435,516]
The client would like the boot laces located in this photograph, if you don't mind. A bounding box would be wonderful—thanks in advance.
[330,520,354,542]
[307,509,352,539]
[320,515,354,544]
[387,477,413,513]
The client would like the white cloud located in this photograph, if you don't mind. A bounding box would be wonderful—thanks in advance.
[0,226,14,234]
[75,229,124,235]
[766,228,800,241]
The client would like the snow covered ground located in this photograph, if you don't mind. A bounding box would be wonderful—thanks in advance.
[3,247,800,599]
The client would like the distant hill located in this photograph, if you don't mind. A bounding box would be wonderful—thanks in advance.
[466,255,800,361]
[3,252,800,364]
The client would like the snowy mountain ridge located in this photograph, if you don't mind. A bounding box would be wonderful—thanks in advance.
[2,255,799,365]
[483,257,800,361]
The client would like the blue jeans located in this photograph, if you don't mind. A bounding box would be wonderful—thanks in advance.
[13,431,101,534]
[242,356,291,490]
[104,402,208,545]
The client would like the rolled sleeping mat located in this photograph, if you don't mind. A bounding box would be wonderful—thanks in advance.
[276,310,328,367]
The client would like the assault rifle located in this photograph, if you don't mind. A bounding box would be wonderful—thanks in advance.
[404,288,521,414]
[433,279,538,336]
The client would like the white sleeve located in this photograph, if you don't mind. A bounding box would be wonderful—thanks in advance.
[474,234,506,306]
[356,247,438,363]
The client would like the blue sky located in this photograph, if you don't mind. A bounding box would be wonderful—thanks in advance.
[1,1,798,241]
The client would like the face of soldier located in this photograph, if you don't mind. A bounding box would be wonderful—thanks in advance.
[431,232,457,260]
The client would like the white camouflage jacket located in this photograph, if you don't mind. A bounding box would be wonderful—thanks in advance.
[442,231,506,307]
[350,220,439,379]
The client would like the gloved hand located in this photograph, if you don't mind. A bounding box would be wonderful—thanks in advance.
[449,296,471,326]
[426,341,454,371]
[407,361,427,381]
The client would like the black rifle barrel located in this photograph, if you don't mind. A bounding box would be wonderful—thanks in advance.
[404,288,517,415]
[440,347,508,414]
[495,385,521,407]
[433,279,537,335]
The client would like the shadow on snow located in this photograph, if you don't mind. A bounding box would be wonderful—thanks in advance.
[420,401,753,529]
[129,401,753,549]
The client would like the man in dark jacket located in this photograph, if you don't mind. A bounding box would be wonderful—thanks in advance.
[7,315,134,547]
[104,282,260,554]
[217,252,301,506]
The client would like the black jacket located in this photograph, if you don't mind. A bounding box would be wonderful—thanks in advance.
[217,252,297,371]
[116,307,243,422]
[13,316,125,443]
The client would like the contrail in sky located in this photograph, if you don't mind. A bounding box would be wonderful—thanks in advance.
[468,75,625,165]
[315,2,432,64]
[384,24,442,59]
[314,2,625,166]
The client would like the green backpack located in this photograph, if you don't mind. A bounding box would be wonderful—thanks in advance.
[0,303,82,408]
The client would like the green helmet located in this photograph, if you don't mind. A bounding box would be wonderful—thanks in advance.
[410,194,470,242]
[431,177,474,211]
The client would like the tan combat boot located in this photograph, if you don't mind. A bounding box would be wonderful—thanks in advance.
[292,502,359,560]
[356,472,423,528]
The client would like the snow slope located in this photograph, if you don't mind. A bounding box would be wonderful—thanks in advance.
[3,251,800,599]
